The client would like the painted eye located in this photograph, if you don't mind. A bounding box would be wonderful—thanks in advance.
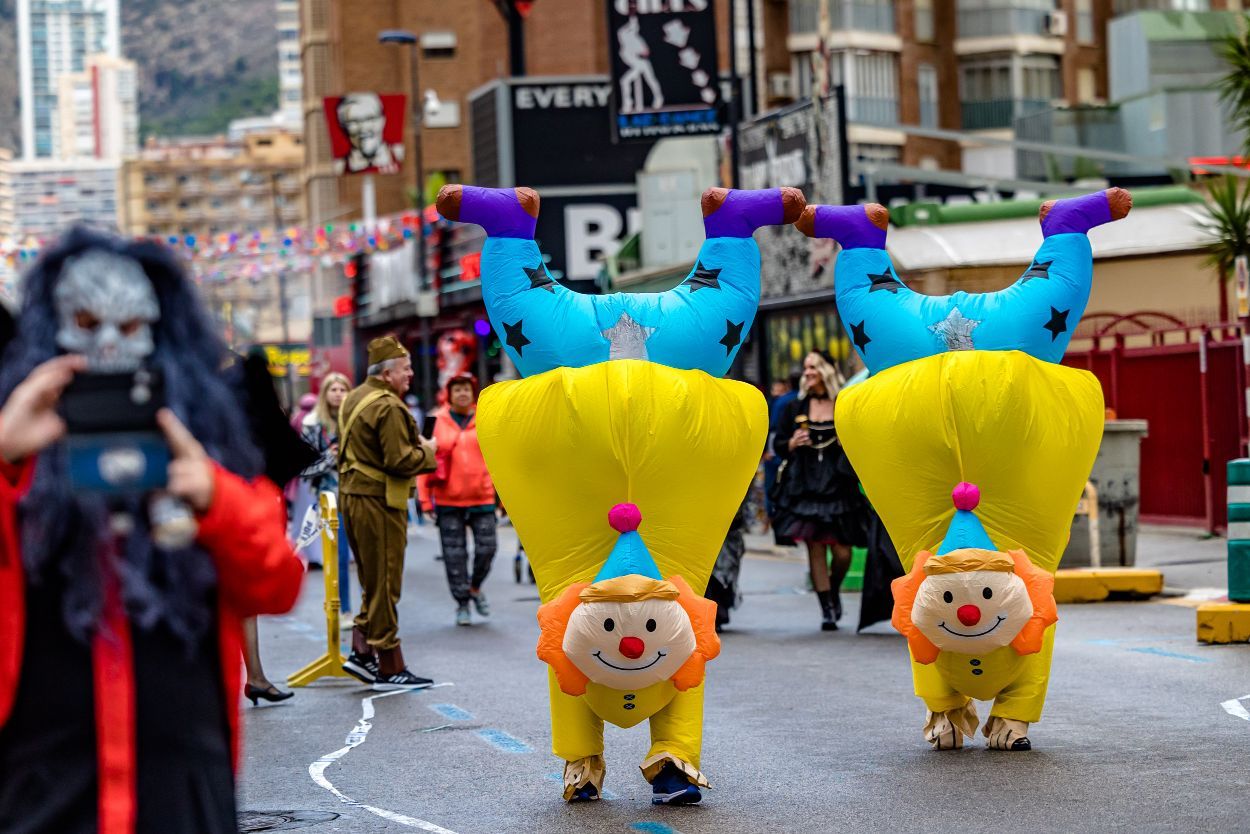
[983,587,993,600]
[119,319,144,337]
[942,591,953,604]
[645,619,657,632]
[75,311,101,330]
[603,618,615,632]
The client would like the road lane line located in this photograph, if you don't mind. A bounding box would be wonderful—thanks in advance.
[309,685,460,833]
[1127,647,1212,663]
[430,703,474,721]
[1221,695,1250,721]
[476,728,531,753]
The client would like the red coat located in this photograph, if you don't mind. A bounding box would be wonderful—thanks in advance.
[0,456,303,834]
[418,408,495,510]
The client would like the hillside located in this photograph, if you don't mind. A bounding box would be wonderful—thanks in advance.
[0,0,280,154]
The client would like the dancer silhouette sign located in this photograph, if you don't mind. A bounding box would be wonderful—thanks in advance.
[607,0,721,141]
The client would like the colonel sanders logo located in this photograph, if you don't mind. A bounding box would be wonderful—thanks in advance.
[324,92,408,176]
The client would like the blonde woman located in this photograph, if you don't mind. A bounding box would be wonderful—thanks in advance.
[770,350,868,630]
[300,372,353,616]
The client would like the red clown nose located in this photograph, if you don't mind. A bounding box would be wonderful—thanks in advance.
[957,605,981,627]
[619,636,645,659]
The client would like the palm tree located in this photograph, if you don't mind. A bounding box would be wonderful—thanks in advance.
[1197,175,1250,323]
[1217,19,1250,156]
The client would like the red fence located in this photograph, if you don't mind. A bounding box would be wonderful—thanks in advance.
[1064,324,1248,533]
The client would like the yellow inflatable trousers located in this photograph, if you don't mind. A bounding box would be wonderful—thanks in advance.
[910,626,1056,723]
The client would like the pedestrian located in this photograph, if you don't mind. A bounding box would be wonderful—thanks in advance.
[770,350,867,631]
[338,335,437,689]
[706,497,748,631]
[0,229,303,831]
[764,373,799,542]
[287,392,322,565]
[300,371,354,621]
[422,372,498,626]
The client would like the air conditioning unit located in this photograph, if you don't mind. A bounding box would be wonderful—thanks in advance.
[768,72,794,99]
[1047,10,1068,37]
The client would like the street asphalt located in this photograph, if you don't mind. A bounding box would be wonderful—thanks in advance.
[237,521,1250,834]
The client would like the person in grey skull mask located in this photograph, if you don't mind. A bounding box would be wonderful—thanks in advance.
[0,227,303,832]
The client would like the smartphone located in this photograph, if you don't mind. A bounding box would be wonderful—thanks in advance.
[61,370,170,494]
[422,414,437,439]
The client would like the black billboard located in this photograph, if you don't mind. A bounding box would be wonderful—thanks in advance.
[607,0,722,142]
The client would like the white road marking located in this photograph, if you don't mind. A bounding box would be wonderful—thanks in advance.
[1220,695,1250,721]
[309,684,460,833]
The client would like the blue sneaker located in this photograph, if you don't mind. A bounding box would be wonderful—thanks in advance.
[568,784,599,802]
[650,763,701,805]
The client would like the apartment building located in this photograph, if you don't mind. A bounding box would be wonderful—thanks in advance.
[0,147,119,239]
[117,130,304,239]
[56,53,139,161]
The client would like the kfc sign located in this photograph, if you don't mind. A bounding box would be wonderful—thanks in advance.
[323,93,408,176]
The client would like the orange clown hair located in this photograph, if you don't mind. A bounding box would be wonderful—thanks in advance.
[890,549,1058,665]
[536,575,721,696]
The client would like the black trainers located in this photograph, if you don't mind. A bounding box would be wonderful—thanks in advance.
[372,669,434,691]
[342,652,379,684]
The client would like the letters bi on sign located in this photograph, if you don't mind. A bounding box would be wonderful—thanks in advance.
[564,204,642,281]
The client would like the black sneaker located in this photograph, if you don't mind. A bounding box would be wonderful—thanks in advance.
[342,652,379,684]
[372,669,434,691]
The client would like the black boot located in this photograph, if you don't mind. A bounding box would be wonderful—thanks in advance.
[817,590,837,631]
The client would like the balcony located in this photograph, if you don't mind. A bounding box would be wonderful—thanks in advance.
[790,0,897,35]
[846,96,899,125]
[957,6,1050,39]
[961,98,1051,129]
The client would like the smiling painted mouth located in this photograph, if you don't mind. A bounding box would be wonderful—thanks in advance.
[592,650,667,671]
[938,616,1006,638]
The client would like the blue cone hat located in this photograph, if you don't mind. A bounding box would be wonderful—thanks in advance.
[937,482,997,555]
[593,503,662,582]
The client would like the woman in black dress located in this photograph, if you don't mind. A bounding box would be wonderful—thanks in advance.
[771,350,866,631]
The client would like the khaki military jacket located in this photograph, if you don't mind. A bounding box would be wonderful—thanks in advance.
[338,378,435,500]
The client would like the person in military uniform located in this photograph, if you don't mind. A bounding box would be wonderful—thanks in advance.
[339,335,437,689]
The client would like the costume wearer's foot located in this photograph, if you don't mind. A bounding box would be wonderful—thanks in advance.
[372,669,434,691]
[816,590,837,631]
[1039,187,1132,238]
[436,184,540,238]
[983,716,1032,751]
[470,588,490,616]
[455,603,472,626]
[701,186,807,238]
[562,755,606,803]
[923,702,980,750]
[650,763,702,806]
[795,203,890,249]
[568,784,599,802]
[342,651,379,684]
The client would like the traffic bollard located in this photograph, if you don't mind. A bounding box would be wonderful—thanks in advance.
[1227,459,1250,603]
[287,491,354,686]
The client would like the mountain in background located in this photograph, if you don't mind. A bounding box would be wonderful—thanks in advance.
[0,0,280,154]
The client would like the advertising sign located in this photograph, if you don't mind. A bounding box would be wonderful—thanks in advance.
[323,93,408,176]
[606,0,722,141]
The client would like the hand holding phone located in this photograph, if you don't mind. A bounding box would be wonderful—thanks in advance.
[0,355,86,464]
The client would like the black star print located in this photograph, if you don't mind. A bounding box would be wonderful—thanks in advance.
[685,261,723,292]
[503,320,532,356]
[523,263,555,293]
[1020,260,1053,283]
[868,270,904,294]
[719,320,744,356]
[1043,307,1069,342]
[851,320,871,352]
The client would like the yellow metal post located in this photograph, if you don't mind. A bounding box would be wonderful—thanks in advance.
[287,492,354,686]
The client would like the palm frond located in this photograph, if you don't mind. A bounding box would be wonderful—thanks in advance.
[1198,175,1250,279]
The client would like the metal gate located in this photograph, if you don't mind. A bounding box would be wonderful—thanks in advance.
[1064,321,1247,534]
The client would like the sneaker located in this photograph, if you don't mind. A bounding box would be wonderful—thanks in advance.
[569,784,599,802]
[455,604,472,626]
[650,763,702,806]
[372,669,434,691]
[342,652,379,684]
[470,589,490,616]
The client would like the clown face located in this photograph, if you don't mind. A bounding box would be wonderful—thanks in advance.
[54,250,159,373]
[910,569,1034,655]
[563,597,696,690]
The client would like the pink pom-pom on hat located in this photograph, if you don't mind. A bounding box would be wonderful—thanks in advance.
[608,503,642,533]
[952,482,980,512]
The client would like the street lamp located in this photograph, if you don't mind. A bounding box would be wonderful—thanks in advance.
[378,29,429,294]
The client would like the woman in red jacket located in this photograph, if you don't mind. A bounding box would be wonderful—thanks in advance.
[420,373,497,627]
[0,230,303,834]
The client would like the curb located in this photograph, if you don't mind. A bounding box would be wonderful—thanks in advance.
[1196,602,1250,644]
[1054,568,1164,603]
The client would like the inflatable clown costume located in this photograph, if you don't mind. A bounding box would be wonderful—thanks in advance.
[438,184,797,801]
[798,189,1131,750]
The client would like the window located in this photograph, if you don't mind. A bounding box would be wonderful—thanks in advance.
[1076,0,1094,43]
[915,0,935,41]
[1077,67,1097,103]
[918,64,939,128]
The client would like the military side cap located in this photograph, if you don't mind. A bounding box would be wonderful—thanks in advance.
[367,335,409,366]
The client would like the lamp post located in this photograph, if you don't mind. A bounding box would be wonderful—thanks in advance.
[378,29,429,294]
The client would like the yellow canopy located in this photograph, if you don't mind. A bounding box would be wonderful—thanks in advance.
[477,360,768,602]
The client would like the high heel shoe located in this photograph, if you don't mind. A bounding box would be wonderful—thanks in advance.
[245,683,294,706]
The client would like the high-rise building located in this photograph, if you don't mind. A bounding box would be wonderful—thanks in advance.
[17,0,120,160]
[278,0,303,129]
[56,54,139,161]
[0,147,120,239]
